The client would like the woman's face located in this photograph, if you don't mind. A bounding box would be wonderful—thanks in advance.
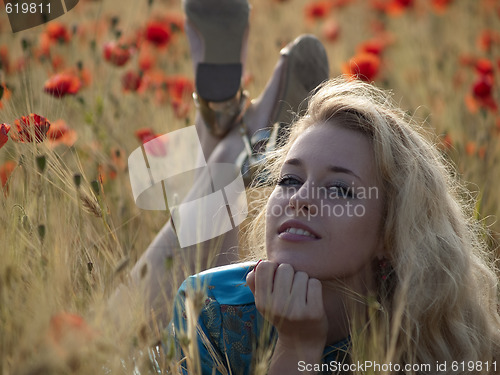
[265,121,385,285]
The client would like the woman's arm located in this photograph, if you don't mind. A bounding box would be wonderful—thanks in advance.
[246,261,328,375]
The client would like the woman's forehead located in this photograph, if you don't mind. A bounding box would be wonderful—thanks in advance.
[285,123,376,175]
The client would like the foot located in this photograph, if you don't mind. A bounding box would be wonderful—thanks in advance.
[246,35,329,137]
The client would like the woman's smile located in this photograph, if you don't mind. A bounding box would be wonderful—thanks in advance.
[278,219,321,241]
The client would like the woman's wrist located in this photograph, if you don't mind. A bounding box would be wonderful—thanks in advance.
[268,337,325,375]
[276,332,326,354]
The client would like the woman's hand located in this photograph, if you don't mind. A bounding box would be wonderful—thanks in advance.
[246,261,328,374]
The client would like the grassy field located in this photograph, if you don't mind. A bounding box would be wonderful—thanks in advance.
[0,0,499,373]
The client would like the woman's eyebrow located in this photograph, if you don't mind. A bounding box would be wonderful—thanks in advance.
[284,157,363,182]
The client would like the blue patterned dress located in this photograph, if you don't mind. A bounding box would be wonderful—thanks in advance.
[169,262,350,375]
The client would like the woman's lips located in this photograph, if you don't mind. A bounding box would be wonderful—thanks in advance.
[277,220,321,241]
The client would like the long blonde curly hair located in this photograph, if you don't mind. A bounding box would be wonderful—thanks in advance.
[245,77,500,373]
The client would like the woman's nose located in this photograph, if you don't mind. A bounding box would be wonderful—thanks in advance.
[288,182,319,216]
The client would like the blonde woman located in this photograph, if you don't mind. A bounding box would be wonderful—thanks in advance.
[170,78,500,375]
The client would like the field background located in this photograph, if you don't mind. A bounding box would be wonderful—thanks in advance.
[0,0,499,374]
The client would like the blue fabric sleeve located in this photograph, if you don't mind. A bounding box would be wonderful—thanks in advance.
[171,276,228,375]
[169,262,260,375]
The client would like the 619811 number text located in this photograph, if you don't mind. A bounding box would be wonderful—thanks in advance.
[5,2,51,14]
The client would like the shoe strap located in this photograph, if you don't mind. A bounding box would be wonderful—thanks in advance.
[193,89,250,138]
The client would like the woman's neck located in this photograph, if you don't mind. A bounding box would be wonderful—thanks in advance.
[322,274,375,346]
[322,287,351,345]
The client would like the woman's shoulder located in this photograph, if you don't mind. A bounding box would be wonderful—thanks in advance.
[178,261,257,306]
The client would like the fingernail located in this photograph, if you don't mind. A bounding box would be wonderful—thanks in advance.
[255,259,263,270]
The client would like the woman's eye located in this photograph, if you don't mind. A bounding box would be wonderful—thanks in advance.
[277,175,302,187]
[328,184,356,198]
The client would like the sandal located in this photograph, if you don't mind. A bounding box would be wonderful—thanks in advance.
[192,88,249,138]
[183,0,250,138]
[237,34,329,186]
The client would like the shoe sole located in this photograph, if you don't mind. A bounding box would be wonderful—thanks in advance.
[183,0,250,102]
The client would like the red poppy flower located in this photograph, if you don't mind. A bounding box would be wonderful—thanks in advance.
[0,45,10,74]
[467,75,497,113]
[357,39,387,56]
[135,128,168,157]
[141,70,168,91]
[138,44,156,71]
[0,83,11,110]
[97,163,116,183]
[0,160,16,191]
[465,141,476,156]
[135,128,156,143]
[47,119,77,147]
[44,72,81,98]
[11,114,51,143]
[110,147,126,172]
[122,71,142,92]
[431,0,453,14]
[45,22,70,43]
[392,0,413,10]
[165,75,194,118]
[51,54,65,71]
[36,33,52,59]
[374,0,413,16]
[322,18,340,42]
[145,21,171,47]
[343,53,381,82]
[472,75,493,100]
[304,0,332,21]
[48,312,94,347]
[477,30,500,53]
[475,58,494,77]
[0,123,10,149]
[103,41,133,67]
[165,75,194,102]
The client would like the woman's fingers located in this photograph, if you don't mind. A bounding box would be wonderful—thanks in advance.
[271,263,295,314]
[254,261,278,311]
[288,271,309,316]
[306,278,323,307]
[248,261,328,348]
[249,261,318,319]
